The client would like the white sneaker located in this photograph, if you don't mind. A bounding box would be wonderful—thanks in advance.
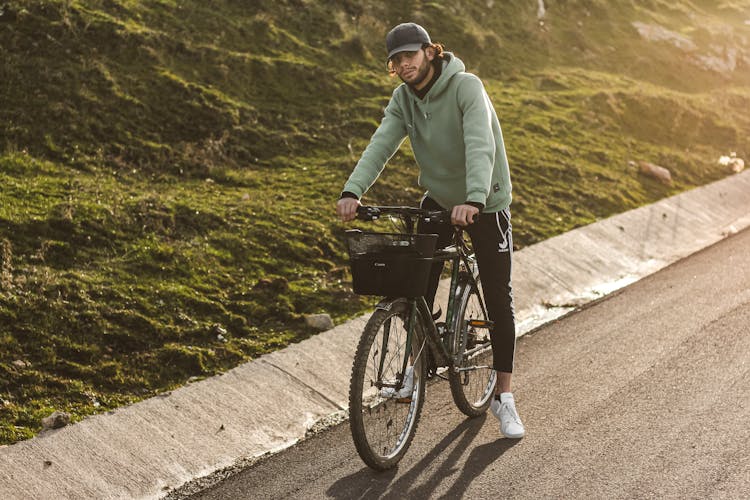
[490,393,525,438]
[380,366,414,398]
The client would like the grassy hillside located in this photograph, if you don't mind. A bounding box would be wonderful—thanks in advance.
[1,0,749,444]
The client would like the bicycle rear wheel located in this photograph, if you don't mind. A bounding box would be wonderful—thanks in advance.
[449,277,496,417]
[349,301,427,470]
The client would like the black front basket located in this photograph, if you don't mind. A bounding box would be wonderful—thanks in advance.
[345,231,438,297]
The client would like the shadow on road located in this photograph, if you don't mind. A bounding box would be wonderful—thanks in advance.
[437,437,519,499]
[328,414,517,499]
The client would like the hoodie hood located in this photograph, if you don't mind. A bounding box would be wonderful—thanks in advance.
[405,52,465,101]
[427,52,465,98]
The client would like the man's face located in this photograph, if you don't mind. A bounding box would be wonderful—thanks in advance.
[391,48,434,86]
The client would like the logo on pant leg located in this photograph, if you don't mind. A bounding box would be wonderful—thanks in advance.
[496,209,511,253]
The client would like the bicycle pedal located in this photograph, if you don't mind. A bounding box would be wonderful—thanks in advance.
[468,319,494,329]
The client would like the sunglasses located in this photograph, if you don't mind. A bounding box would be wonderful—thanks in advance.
[388,50,422,67]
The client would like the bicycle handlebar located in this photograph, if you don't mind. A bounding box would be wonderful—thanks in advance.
[355,205,451,224]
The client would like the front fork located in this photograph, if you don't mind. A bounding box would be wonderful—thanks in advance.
[374,296,455,389]
[375,298,418,391]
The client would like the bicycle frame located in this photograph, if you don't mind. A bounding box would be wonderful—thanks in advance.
[373,227,488,390]
[352,205,493,391]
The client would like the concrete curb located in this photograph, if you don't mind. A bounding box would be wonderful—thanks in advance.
[1,171,749,499]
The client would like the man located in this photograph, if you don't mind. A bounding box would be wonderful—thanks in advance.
[336,23,524,439]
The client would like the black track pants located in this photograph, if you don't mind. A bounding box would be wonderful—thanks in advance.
[418,197,516,373]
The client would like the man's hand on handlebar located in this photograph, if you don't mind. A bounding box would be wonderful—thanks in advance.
[337,197,361,222]
[451,204,479,227]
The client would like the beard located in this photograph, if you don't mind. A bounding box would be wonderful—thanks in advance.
[399,55,432,87]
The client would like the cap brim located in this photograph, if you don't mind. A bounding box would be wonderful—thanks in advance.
[387,43,425,61]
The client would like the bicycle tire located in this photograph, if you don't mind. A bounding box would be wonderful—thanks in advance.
[448,275,496,417]
[349,301,427,470]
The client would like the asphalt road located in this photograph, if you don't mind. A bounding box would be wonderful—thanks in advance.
[188,228,750,499]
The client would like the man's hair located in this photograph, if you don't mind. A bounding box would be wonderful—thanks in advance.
[387,42,446,76]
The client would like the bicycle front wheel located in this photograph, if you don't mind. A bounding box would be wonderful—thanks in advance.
[349,301,427,470]
[449,278,496,417]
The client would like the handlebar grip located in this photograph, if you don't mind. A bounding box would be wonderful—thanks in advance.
[355,205,381,221]
[422,211,451,224]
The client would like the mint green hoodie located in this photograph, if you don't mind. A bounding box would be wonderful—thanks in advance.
[343,53,511,212]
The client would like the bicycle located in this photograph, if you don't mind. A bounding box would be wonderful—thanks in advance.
[345,205,496,470]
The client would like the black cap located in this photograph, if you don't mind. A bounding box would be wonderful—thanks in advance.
[386,23,431,61]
